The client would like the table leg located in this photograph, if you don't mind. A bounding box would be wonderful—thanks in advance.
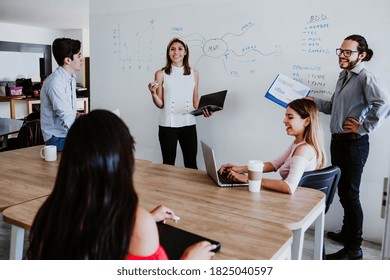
[290,204,325,260]
[313,209,325,260]
[276,245,292,260]
[291,228,304,260]
[9,225,25,260]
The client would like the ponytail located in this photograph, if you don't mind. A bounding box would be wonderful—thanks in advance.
[345,34,373,61]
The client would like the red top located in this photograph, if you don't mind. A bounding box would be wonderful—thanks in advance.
[125,245,169,260]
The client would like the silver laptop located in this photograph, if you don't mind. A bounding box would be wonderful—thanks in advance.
[189,90,227,116]
[201,141,248,187]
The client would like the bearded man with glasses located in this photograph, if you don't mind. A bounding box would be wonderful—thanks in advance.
[308,34,390,260]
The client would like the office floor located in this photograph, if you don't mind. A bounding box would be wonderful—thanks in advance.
[0,213,382,260]
[303,228,382,260]
[0,214,30,259]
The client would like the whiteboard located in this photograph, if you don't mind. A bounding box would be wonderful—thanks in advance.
[90,0,390,241]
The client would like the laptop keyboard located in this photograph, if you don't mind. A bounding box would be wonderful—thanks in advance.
[218,172,234,184]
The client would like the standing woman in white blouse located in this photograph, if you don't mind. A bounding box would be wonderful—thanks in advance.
[148,38,211,169]
[219,99,326,194]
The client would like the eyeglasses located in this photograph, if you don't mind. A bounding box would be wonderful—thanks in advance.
[336,48,360,57]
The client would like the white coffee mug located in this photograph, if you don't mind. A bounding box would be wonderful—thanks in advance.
[40,145,57,162]
[247,160,264,192]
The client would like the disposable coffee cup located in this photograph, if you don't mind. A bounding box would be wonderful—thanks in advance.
[40,145,57,161]
[248,160,264,192]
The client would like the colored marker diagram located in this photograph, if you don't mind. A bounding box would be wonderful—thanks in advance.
[177,22,278,77]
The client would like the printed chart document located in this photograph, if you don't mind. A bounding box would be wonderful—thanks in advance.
[265,73,310,107]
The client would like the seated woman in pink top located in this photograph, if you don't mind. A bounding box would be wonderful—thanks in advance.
[27,110,216,260]
[219,99,325,194]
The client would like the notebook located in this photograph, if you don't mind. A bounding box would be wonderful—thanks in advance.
[188,90,227,116]
[157,222,221,260]
[201,141,249,187]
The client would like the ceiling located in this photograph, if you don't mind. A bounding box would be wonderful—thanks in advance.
[0,0,89,30]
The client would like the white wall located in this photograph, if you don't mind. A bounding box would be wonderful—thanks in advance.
[89,0,390,243]
[0,22,64,45]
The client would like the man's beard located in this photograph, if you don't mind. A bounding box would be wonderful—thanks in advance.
[339,57,360,70]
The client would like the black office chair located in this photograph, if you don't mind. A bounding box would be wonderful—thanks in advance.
[17,119,44,148]
[298,165,341,260]
[3,119,44,151]
[298,165,341,214]
[23,111,40,123]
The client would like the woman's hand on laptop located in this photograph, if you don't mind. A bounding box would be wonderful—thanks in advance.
[180,241,217,260]
[202,107,212,118]
[219,164,247,175]
[226,170,248,183]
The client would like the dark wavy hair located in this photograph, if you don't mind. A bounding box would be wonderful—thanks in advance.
[163,37,191,75]
[27,110,138,259]
[52,37,82,66]
[345,34,373,61]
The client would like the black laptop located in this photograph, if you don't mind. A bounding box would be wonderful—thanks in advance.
[157,222,221,259]
[189,90,227,116]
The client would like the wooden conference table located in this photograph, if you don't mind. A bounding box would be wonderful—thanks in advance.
[0,145,150,212]
[0,146,154,259]
[3,196,292,260]
[134,164,325,260]
[2,146,292,260]
[0,145,56,211]
[2,145,325,260]
[0,145,57,260]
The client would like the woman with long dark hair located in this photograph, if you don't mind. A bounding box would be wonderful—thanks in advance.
[27,110,215,259]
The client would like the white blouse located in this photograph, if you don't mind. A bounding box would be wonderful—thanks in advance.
[159,65,196,127]
[270,141,317,193]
